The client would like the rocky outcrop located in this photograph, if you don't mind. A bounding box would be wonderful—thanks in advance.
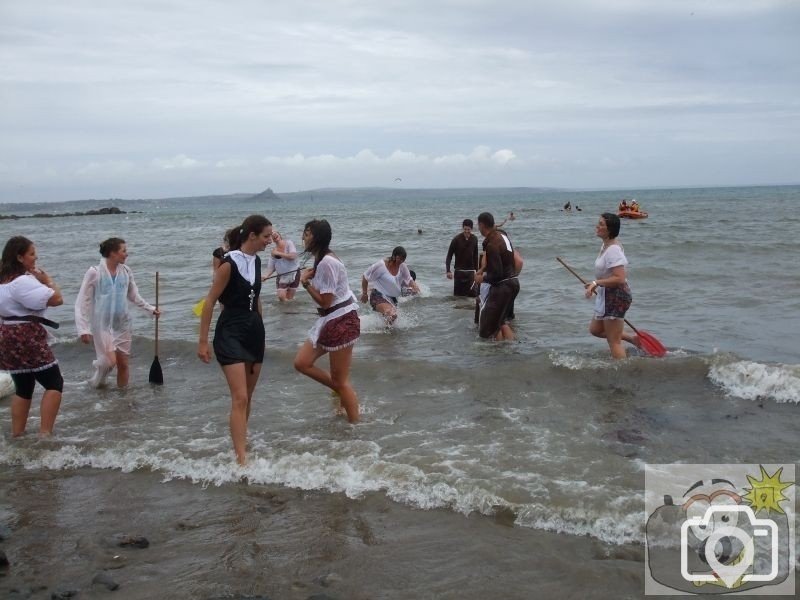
[0,207,130,220]
[248,188,281,201]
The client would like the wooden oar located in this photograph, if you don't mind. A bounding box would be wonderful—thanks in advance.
[556,257,667,357]
[148,271,164,384]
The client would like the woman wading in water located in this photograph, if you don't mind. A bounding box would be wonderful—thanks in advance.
[294,219,361,422]
[198,215,273,465]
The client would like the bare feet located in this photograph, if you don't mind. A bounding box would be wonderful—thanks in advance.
[331,390,347,416]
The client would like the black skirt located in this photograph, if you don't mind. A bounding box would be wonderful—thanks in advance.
[213,309,265,365]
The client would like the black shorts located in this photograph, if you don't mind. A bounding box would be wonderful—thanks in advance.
[11,364,64,400]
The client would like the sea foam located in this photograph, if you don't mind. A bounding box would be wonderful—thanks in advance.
[0,439,643,547]
[0,371,13,398]
[708,359,800,404]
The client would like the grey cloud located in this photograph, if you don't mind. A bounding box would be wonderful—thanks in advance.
[1,0,798,201]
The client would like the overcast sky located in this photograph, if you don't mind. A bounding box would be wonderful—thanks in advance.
[1,0,798,202]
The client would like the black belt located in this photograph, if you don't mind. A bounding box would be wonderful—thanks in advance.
[317,297,355,317]
[0,314,60,329]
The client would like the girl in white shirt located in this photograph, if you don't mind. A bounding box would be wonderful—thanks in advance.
[360,246,419,325]
[583,213,639,358]
[294,219,360,423]
[0,236,64,436]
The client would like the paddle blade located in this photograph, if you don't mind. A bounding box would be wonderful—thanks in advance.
[192,298,205,317]
[637,330,667,358]
[149,356,164,385]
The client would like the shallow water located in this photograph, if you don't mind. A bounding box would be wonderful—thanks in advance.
[1,185,799,596]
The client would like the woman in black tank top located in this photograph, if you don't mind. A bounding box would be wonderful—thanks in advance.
[197,215,273,466]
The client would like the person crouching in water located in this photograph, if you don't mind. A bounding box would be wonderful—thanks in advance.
[294,219,360,423]
[75,238,160,388]
[474,212,519,341]
[360,246,419,325]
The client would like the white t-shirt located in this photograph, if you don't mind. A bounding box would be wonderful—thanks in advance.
[0,274,54,319]
[312,254,355,304]
[307,254,358,347]
[272,240,300,284]
[594,244,628,280]
[363,260,413,298]
[593,243,628,317]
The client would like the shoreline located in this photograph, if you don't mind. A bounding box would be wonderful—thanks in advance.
[0,465,645,599]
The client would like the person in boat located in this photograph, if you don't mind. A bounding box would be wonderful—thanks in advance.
[445,219,479,297]
[630,200,639,212]
[75,237,161,388]
[197,215,273,465]
[360,246,419,325]
[618,199,628,212]
[294,219,360,424]
[0,236,64,437]
[584,213,640,358]
[474,213,519,341]
[262,230,300,301]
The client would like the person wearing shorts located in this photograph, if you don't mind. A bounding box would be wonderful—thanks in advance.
[266,230,300,301]
[0,236,64,437]
[584,213,640,358]
[294,219,361,423]
[360,246,418,325]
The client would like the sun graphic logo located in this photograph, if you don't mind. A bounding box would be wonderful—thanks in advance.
[645,464,795,596]
[744,465,793,515]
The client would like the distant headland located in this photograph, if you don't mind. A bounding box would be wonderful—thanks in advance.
[248,188,280,201]
[0,206,133,220]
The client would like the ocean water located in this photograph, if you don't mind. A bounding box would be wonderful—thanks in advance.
[1,185,799,596]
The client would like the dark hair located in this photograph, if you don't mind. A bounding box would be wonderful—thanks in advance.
[304,219,332,268]
[390,246,407,262]
[462,219,474,228]
[601,212,621,239]
[409,269,417,281]
[477,212,494,228]
[99,237,126,258]
[228,215,272,250]
[0,236,33,283]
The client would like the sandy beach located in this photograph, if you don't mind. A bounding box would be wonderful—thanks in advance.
[0,464,644,599]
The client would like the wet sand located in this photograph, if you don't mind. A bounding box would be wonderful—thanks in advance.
[0,466,645,599]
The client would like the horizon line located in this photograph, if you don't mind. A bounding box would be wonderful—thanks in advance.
[2,182,799,206]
